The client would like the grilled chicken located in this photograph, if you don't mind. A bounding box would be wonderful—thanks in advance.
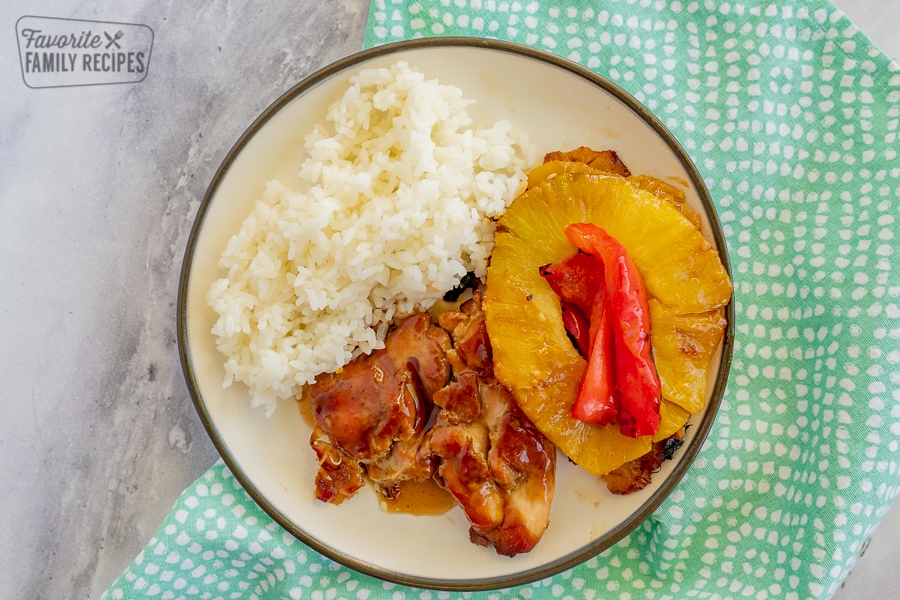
[427,292,556,556]
[308,313,451,503]
[306,292,556,556]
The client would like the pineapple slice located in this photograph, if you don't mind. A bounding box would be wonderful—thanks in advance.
[526,160,607,190]
[655,398,691,442]
[484,172,731,475]
[527,147,632,189]
[628,175,702,230]
[650,300,728,414]
[601,429,687,495]
[528,147,701,230]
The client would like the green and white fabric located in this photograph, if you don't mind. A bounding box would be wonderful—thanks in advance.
[103,1,900,599]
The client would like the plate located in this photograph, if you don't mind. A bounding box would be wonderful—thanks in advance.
[178,38,733,591]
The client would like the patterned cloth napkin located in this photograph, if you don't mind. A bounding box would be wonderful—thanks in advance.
[103,1,900,599]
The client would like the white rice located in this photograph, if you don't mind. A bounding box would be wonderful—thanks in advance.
[207,61,533,416]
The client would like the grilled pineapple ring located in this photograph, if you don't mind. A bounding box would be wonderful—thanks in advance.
[483,171,732,475]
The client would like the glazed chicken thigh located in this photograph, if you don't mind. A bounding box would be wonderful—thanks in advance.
[308,313,451,503]
[306,293,556,556]
[428,293,556,556]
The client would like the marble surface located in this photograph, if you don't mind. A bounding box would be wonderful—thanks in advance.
[0,1,896,599]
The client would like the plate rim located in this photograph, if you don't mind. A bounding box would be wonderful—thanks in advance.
[176,36,735,591]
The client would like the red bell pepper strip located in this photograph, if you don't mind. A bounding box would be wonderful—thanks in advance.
[572,292,617,423]
[559,301,591,357]
[538,251,601,315]
[564,223,661,438]
[540,252,617,425]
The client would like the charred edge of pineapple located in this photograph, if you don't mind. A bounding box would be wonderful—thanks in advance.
[600,427,687,495]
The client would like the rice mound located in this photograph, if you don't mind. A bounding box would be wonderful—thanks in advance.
[207,61,533,416]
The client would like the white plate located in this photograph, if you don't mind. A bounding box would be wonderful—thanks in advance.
[178,38,733,591]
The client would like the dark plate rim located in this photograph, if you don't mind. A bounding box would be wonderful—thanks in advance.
[176,36,734,592]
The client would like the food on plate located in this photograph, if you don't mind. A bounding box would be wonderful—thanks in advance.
[308,313,451,504]
[539,246,617,425]
[309,292,556,556]
[427,292,556,556]
[206,61,532,416]
[483,148,732,477]
[305,144,730,553]
[540,223,665,438]
[205,55,731,555]
[601,429,686,495]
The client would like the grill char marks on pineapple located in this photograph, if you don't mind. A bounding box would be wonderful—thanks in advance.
[543,147,632,177]
[601,429,686,495]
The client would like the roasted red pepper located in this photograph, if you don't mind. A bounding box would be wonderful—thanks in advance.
[575,293,618,424]
[564,223,661,438]
[559,301,591,357]
[540,252,617,425]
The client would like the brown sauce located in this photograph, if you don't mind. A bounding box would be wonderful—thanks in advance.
[381,478,456,515]
[297,387,315,428]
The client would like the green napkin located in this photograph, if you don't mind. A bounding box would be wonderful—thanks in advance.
[103,1,900,598]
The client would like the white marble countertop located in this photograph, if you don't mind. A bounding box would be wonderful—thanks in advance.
[0,1,897,598]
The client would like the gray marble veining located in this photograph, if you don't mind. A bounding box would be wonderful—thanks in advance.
[1,1,898,599]
[1,2,367,598]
